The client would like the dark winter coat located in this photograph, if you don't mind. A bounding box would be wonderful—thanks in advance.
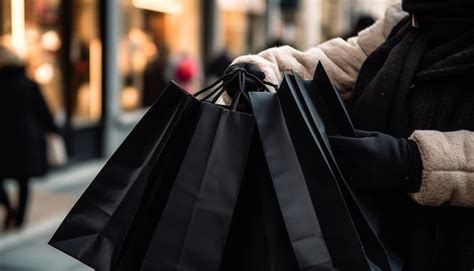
[231,2,474,270]
[0,66,57,179]
[350,17,474,271]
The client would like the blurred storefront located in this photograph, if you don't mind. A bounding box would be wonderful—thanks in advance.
[0,0,394,163]
[103,0,205,156]
[0,0,205,161]
[320,0,393,40]
[216,0,267,56]
[103,0,276,156]
[119,0,202,110]
[0,0,103,161]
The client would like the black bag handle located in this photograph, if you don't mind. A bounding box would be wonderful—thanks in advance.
[193,72,234,97]
[193,72,238,101]
[193,68,275,111]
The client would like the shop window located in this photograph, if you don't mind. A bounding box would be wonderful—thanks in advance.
[70,0,102,126]
[1,0,65,123]
[218,0,266,56]
[119,0,201,110]
[0,0,102,127]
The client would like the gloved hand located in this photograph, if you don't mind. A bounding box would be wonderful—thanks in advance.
[223,63,266,97]
[328,130,422,192]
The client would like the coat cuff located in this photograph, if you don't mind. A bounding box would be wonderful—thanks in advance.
[409,130,474,207]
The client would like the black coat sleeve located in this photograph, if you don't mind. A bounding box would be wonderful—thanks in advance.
[31,81,59,133]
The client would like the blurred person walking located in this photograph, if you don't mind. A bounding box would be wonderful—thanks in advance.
[0,46,60,229]
[142,45,171,107]
[205,50,232,81]
[341,15,375,40]
[226,0,474,270]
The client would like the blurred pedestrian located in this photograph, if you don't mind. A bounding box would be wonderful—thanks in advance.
[0,46,60,229]
[225,0,474,269]
[205,50,232,81]
[142,44,170,107]
[341,15,375,40]
[0,181,14,229]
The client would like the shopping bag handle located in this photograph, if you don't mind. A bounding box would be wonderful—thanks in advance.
[193,68,276,110]
[193,72,237,99]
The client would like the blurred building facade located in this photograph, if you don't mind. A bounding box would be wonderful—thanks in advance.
[0,0,393,163]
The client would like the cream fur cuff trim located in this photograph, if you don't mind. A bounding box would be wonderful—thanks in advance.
[409,130,474,207]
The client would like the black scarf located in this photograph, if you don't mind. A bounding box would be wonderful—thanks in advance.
[350,17,474,137]
[402,0,474,17]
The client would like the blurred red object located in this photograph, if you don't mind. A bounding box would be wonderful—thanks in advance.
[175,55,198,94]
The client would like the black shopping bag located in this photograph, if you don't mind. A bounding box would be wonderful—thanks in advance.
[49,79,254,271]
[216,70,303,271]
[257,74,385,270]
[250,90,359,270]
[296,63,404,270]
[289,70,399,270]
[220,70,328,271]
[139,101,254,270]
[219,129,301,271]
[309,62,356,137]
[49,83,197,270]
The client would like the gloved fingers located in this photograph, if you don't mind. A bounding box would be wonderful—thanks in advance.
[243,63,265,80]
[329,130,423,193]
[329,130,379,152]
[343,175,371,191]
[228,63,266,90]
[328,136,380,190]
[224,63,265,79]
[355,129,379,138]
[224,63,266,97]
[328,135,350,149]
[328,135,370,153]
[223,64,242,97]
[224,63,244,75]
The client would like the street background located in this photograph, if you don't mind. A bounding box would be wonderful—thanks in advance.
[0,160,102,270]
[0,0,394,270]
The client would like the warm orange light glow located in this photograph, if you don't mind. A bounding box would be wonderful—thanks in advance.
[11,0,26,57]
[74,39,102,121]
[41,31,61,51]
[121,86,141,110]
[128,28,147,44]
[218,0,266,13]
[89,39,102,120]
[144,42,157,57]
[132,51,147,72]
[132,0,183,15]
[34,63,54,84]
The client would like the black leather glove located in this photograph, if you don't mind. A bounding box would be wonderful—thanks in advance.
[223,63,266,97]
[328,130,422,193]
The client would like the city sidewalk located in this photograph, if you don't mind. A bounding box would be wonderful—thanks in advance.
[0,160,105,271]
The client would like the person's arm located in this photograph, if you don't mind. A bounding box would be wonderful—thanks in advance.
[330,129,474,207]
[409,130,474,207]
[232,3,406,100]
